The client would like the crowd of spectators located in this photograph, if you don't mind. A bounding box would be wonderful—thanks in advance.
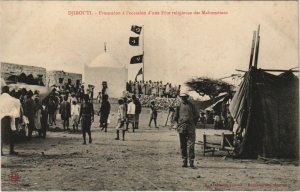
[137,95,181,111]
[2,82,96,137]
[126,80,181,98]
[52,83,95,104]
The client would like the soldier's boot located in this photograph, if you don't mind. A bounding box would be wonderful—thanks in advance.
[189,160,195,168]
[83,137,86,145]
[182,159,188,167]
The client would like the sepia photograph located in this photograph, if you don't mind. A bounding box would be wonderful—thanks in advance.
[0,0,299,191]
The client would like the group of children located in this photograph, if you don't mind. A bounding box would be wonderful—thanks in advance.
[68,93,159,143]
[114,96,159,141]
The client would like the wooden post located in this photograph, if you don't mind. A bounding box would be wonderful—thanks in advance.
[254,25,260,68]
[142,25,145,82]
[249,31,256,69]
[221,133,225,150]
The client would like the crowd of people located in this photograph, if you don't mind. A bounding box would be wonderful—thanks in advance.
[1,78,231,169]
[126,80,181,98]
[137,95,180,110]
[0,79,149,154]
[52,83,95,104]
[0,81,99,155]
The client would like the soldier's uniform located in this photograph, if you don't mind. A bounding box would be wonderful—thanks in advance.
[174,93,199,168]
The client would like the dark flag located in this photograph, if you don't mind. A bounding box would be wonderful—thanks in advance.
[131,25,142,35]
[130,54,143,64]
[135,68,143,81]
[129,37,139,46]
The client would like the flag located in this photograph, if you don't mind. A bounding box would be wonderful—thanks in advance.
[131,25,142,35]
[130,54,143,64]
[129,37,139,46]
[135,68,143,81]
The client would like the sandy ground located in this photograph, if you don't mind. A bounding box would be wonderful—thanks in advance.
[1,103,299,191]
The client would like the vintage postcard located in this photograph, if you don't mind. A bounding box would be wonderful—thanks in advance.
[0,0,299,191]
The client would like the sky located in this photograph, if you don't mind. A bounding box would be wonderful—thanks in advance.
[0,1,298,89]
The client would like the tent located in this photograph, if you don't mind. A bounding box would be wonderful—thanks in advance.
[229,67,299,159]
[8,83,53,101]
[85,52,128,99]
[204,93,229,112]
[1,78,6,87]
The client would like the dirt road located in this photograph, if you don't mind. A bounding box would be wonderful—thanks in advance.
[1,106,299,191]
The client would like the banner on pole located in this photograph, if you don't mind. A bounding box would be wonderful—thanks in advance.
[131,25,142,35]
[135,68,143,81]
[129,37,139,46]
[130,54,143,64]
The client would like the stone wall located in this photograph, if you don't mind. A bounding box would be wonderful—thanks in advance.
[1,62,46,85]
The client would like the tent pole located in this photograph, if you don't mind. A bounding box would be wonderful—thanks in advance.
[142,25,145,82]
[236,69,299,73]
[261,69,299,72]
[249,31,256,69]
[253,25,260,68]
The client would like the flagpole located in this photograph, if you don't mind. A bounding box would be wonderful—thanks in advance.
[142,25,145,82]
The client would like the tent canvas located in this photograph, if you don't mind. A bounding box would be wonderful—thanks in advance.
[229,68,299,159]
[1,78,6,87]
[8,83,53,101]
[204,95,228,112]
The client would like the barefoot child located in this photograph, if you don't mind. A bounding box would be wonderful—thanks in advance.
[148,100,158,128]
[79,95,94,144]
[115,98,126,141]
[71,100,80,132]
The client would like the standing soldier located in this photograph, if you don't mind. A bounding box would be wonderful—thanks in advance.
[79,94,94,144]
[174,92,199,168]
[132,95,141,130]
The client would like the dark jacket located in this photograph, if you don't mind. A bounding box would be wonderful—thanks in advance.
[134,99,142,114]
[23,98,36,119]
[174,101,199,134]
[60,101,71,120]
[48,100,56,114]
[80,102,94,118]
[100,101,111,118]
